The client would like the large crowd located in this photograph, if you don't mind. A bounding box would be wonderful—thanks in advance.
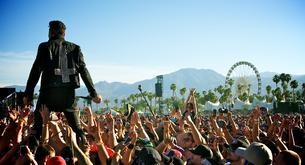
[0,90,304,165]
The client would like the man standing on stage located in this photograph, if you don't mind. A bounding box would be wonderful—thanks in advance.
[23,20,102,144]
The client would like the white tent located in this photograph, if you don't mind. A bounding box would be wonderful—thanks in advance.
[233,98,251,110]
[204,101,220,111]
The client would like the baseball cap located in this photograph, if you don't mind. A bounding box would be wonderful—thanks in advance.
[46,156,66,165]
[189,144,213,159]
[226,136,250,152]
[132,147,162,165]
[235,142,273,165]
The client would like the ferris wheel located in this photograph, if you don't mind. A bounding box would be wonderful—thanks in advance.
[225,61,262,96]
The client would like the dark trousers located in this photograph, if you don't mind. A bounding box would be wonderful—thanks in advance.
[33,87,84,140]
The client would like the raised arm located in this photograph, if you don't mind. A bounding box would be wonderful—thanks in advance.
[131,112,150,140]
[64,125,93,165]
[105,112,118,148]
[185,115,206,145]
[39,104,50,144]
[76,46,98,98]
[88,119,109,165]
[122,130,137,165]
[251,107,260,142]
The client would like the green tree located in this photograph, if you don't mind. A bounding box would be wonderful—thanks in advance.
[273,87,283,101]
[265,85,272,102]
[273,74,280,87]
[170,83,177,97]
[216,85,224,95]
[266,85,272,96]
[227,79,234,89]
[279,73,292,91]
[296,90,302,101]
[104,99,110,109]
[147,92,154,107]
[114,98,119,107]
[121,98,127,107]
[179,87,187,101]
[128,94,136,104]
[302,83,305,101]
[238,92,248,102]
[205,90,218,103]
[290,80,298,101]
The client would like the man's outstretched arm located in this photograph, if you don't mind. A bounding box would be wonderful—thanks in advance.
[77,46,101,102]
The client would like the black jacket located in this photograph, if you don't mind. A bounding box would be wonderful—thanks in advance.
[25,38,97,100]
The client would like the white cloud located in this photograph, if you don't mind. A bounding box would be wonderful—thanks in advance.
[0,51,35,61]
[0,51,179,86]
[0,51,35,86]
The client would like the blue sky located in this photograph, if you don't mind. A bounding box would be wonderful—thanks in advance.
[0,0,305,86]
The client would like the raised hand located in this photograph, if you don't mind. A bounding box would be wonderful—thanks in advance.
[146,120,154,129]
[8,107,18,121]
[184,114,193,124]
[190,88,196,95]
[63,125,78,146]
[20,106,31,123]
[106,112,114,127]
[39,104,50,124]
[84,106,93,117]
[88,119,101,141]
[130,112,141,126]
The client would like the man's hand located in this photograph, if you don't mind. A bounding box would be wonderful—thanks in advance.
[92,95,102,103]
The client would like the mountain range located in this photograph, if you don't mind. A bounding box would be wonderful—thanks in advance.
[5,68,305,101]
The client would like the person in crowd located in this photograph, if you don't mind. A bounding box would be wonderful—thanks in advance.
[0,92,303,165]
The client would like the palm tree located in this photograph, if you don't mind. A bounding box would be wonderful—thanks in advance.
[295,91,302,101]
[284,74,292,84]
[227,79,234,89]
[114,98,119,108]
[216,85,224,95]
[104,99,110,109]
[170,83,177,97]
[128,94,136,104]
[279,73,286,85]
[121,98,127,107]
[179,87,187,101]
[206,90,218,103]
[147,92,154,107]
[202,90,207,96]
[290,80,298,101]
[266,85,272,96]
[265,85,272,102]
[273,87,282,101]
[247,84,251,96]
[302,83,305,101]
[279,73,292,90]
[273,75,280,87]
